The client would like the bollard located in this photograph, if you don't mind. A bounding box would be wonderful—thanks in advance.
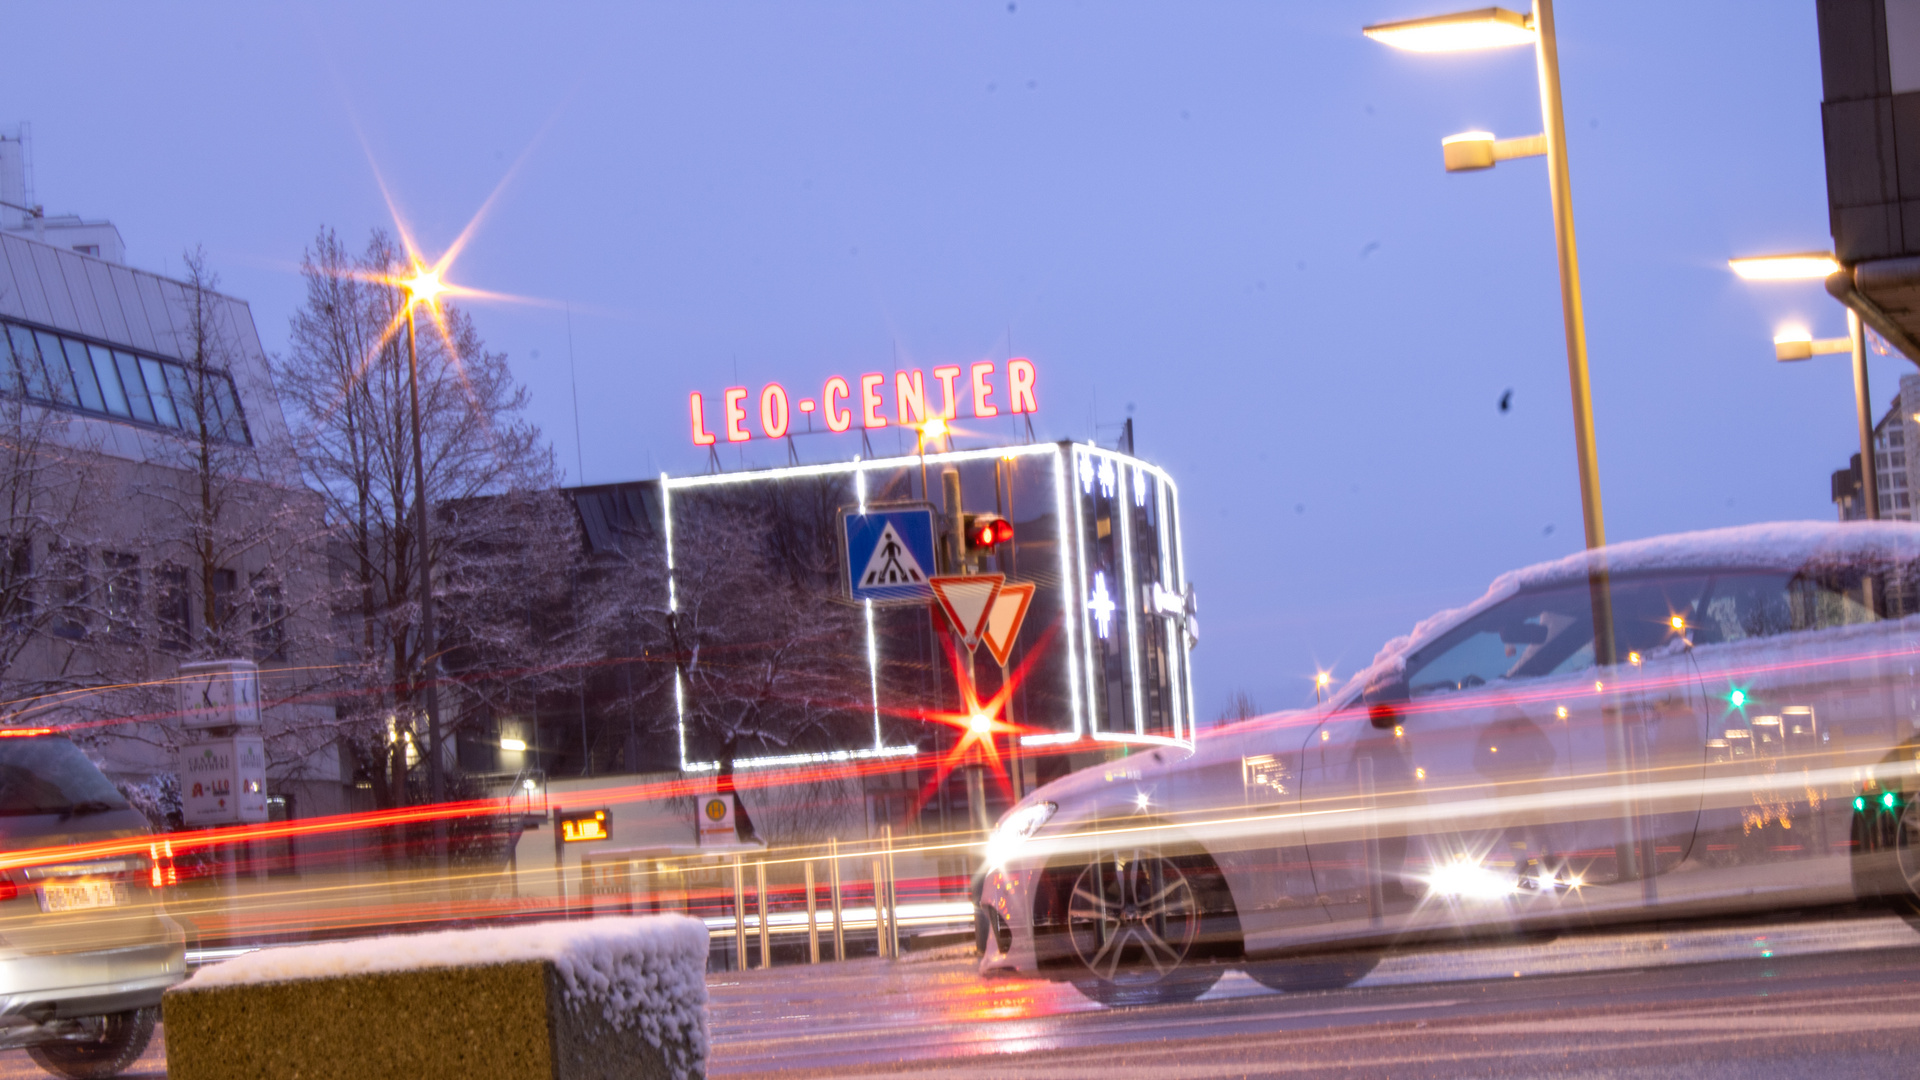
[870,857,888,959]
[731,855,747,972]
[883,825,900,960]
[804,861,820,964]
[828,838,846,961]
[755,860,770,970]
[1360,755,1383,929]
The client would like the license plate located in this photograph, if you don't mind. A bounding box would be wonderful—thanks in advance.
[37,881,119,913]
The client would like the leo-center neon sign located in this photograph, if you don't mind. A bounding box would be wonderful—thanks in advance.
[689,358,1038,445]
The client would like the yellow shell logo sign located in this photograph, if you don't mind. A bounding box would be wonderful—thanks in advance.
[704,798,728,822]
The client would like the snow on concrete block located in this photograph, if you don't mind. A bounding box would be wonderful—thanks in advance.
[163,916,709,1080]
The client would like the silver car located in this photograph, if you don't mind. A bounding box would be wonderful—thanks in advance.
[979,522,1920,1004]
[0,732,185,1077]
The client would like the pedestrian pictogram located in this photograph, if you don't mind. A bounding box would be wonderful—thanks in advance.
[980,582,1035,667]
[844,507,940,604]
[860,521,926,589]
[930,574,1003,649]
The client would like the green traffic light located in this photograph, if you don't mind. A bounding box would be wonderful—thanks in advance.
[1728,689,1746,709]
[1886,792,1899,810]
[1857,796,1868,811]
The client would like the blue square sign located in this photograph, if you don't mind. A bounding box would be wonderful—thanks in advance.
[845,508,939,604]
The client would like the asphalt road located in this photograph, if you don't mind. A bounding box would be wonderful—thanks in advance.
[6,910,1919,1079]
[709,911,1920,1080]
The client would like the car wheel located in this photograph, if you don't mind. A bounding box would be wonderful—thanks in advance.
[1062,848,1223,1007]
[26,1007,156,1080]
[1243,951,1382,993]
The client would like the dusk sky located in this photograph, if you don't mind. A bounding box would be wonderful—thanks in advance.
[4,2,1853,721]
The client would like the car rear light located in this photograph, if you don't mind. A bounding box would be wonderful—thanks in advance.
[148,841,177,888]
[0,875,16,902]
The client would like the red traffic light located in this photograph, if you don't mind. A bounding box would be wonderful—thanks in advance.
[965,514,1014,550]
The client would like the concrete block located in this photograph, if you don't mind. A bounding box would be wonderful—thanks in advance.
[163,918,707,1080]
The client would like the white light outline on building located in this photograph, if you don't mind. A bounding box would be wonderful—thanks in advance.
[865,597,882,750]
[1156,476,1184,744]
[1117,464,1145,736]
[1049,443,1083,743]
[1072,444,1101,734]
[1089,571,1117,639]
[658,440,1192,757]
[682,743,919,772]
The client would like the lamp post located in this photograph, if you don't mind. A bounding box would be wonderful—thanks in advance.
[1729,252,1878,521]
[1369,3,1652,887]
[400,267,448,817]
[1366,1,1604,556]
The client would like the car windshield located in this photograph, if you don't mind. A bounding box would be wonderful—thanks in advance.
[0,736,129,816]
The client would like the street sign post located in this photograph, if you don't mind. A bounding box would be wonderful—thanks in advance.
[843,506,939,604]
[558,808,611,843]
[180,735,268,826]
[697,784,736,847]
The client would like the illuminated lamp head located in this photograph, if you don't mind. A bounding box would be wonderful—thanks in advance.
[1669,615,1685,631]
[920,417,949,438]
[401,266,447,306]
[969,712,994,735]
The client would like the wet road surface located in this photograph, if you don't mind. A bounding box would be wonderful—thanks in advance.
[5,910,1919,1078]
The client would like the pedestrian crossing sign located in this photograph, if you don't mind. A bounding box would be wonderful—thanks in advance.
[844,507,939,604]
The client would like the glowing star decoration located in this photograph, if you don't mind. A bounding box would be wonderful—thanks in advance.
[1088,572,1117,639]
[1097,457,1117,498]
[1078,452,1096,494]
[1132,465,1149,507]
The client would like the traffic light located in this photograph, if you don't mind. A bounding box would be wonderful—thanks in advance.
[964,513,1014,554]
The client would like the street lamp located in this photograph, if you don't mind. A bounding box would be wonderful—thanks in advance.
[400,264,448,813]
[1365,1,1605,559]
[1370,2,1652,888]
[1729,252,1879,520]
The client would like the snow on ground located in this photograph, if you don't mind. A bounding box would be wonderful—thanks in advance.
[182,916,709,1077]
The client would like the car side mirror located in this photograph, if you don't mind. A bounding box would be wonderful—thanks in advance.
[1363,675,1408,729]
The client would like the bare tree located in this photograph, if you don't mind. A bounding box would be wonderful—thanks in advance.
[0,395,108,715]
[109,249,335,777]
[620,488,870,777]
[278,227,569,809]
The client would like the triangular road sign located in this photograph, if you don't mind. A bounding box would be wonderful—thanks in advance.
[979,582,1035,668]
[929,574,1003,648]
[858,521,929,590]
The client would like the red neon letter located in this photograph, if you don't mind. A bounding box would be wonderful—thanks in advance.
[895,370,926,426]
[690,392,716,446]
[931,366,961,419]
[1008,357,1037,414]
[970,361,999,418]
[824,377,853,432]
[760,383,790,438]
[724,387,750,442]
[860,373,888,429]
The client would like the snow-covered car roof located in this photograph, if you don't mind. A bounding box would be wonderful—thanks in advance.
[1344,521,1920,700]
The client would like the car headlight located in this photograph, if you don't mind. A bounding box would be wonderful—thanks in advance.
[985,801,1056,868]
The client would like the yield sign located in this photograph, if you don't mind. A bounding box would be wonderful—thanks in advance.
[929,574,1003,648]
[979,582,1035,668]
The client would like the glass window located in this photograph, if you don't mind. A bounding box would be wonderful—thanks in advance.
[30,331,75,405]
[213,376,247,442]
[157,565,190,651]
[114,352,154,422]
[103,552,140,641]
[0,326,22,394]
[62,338,105,413]
[1406,575,1713,697]
[165,364,200,434]
[11,328,50,401]
[141,358,178,427]
[88,344,129,416]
